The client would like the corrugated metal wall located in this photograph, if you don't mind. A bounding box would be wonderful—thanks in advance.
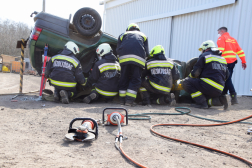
[137,17,172,55]
[104,0,252,95]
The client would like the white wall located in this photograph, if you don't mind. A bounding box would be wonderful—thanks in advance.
[104,0,252,95]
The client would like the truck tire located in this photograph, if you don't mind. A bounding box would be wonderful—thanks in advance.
[185,57,198,77]
[73,7,102,37]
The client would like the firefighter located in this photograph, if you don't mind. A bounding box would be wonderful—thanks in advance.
[45,41,86,104]
[83,43,120,104]
[116,23,149,106]
[182,40,229,109]
[139,45,179,106]
[217,27,247,105]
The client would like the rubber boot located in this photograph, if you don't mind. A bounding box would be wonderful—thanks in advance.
[219,95,229,110]
[139,90,151,106]
[60,90,69,104]
[53,89,60,102]
[165,93,176,106]
[230,92,238,105]
[191,101,208,109]
[119,97,125,105]
[83,92,97,104]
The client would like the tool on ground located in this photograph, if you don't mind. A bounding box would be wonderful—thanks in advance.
[36,44,50,101]
[102,107,128,125]
[102,108,146,167]
[65,118,98,142]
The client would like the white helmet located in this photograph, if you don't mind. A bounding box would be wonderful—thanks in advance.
[65,41,79,55]
[96,43,112,57]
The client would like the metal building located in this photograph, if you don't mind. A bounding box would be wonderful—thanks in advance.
[102,0,252,96]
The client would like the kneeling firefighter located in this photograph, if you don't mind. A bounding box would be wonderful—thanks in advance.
[45,41,86,104]
[182,40,229,109]
[83,43,120,104]
[140,45,180,106]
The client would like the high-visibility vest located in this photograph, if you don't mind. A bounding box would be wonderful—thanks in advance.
[217,32,246,64]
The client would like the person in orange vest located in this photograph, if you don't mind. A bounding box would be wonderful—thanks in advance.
[217,27,247,105]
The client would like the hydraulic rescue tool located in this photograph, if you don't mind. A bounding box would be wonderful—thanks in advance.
[65,118,98,142]
[102,107,128,125]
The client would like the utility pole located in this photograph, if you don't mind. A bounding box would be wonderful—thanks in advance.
[43,0,45,12]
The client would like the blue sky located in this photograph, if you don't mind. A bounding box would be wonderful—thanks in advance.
[0,0,104,27]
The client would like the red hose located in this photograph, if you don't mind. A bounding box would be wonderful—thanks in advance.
[119,143,147,168]
[150,114,252,166]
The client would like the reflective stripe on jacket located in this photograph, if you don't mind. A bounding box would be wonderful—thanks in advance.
[217,32,246,64]
[45,49,86,91]
[190,50,228,92]
[116,30,149,68]
[88,54,120,97]
[142,54,180,95]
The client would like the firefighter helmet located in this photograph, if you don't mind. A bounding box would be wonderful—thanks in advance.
[198,40,218,52]
[127,23,140,31]
[96,43,112,57]
[150,45,165,57]
[65,41,79,55]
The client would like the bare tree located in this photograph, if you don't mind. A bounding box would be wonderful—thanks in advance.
[0,19,31,58]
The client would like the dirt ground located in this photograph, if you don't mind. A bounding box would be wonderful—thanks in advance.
[0,72,252,168]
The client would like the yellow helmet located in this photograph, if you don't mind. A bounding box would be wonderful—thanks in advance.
[127,23,140,31]
[150,45,165,57]
[198,40,218,52]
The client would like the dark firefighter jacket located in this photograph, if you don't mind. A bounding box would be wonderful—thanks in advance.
[190,49,229,92]
[45,49,86,90]
[116,29,149,68]
[87,53,121,97]
[142,54,180,95]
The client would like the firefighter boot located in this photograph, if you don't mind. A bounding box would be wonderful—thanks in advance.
[54,89,60,102]
[60,90,69,104]
[191,101,208,109]
[230,92,238,105]
[83,93,97,104]
[219,95,229,110]
[119,97,125,105]
[139,89,151,107]
[165,93,176,106]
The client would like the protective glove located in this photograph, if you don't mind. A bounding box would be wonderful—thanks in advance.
[242,63,247,70]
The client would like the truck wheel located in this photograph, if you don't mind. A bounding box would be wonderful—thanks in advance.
[185,57,198,77]
[73,7,102,37]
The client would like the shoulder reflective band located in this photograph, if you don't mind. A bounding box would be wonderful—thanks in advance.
[98,63,121,73]
[119,90,126,97]
[126,89,137,98]
[52,55,79,68]
[191,91,202,98]
[205,55,227,64]
[139,87,147,92]
[50,79,77,87]
[95,87,118,97]
[200,78,224,91]
[147,61,174,70]
[149,80,171,92]
[119,55,146,67]
[120,31,147,41]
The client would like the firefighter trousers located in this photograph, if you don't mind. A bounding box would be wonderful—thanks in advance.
[119,64,143,104]
[182,78,222,104]
[140,79,172,105]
